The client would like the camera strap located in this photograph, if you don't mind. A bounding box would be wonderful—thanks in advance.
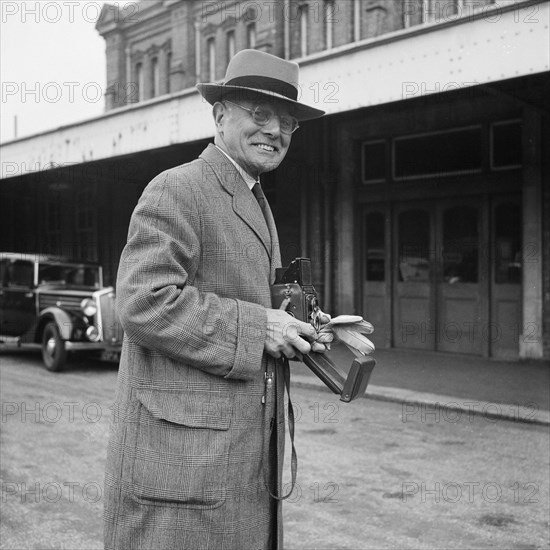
[268,357,297,501]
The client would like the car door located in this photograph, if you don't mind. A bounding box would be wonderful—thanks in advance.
[0,259,36,336]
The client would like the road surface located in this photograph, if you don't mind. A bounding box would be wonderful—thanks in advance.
[1,350,548,549]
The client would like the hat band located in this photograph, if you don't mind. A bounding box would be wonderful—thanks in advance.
[224,75,298,101]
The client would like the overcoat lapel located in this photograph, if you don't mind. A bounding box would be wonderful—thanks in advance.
[200,144,272,261]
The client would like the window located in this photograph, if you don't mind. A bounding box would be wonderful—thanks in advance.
[247,23,256,48]
[324,1,334,49]
[6,260,34,287]
[151,56,160,98]
[398,210,431,282]
[422,0,434,23]
[362,140,386,183]
[365,212,385,281]
[404,0,423,27]
[38,264,101,287]
[398,210,431,283]
[166,51,172,93]
[415,0,464,24]
[491,120,522,170]
[494,202,521,284]
[299,4,308,57]
[394,127,482,180]
[398,210,432,283]
[0,260,7,287]
[136,62,144,102]
[207,37,216,81]
[226,30,236,63]
[353,0,360,40]
[403,0,464,27]
[445,0,463,17]
[442,206,479,283]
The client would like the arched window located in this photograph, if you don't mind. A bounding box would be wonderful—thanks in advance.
[136,62,144,102]
[166,51,172,93]
[151,56,159,97]
[299,4,308,56]
[226,30,236,63]
[207,37,216,81]
[324,0,334,49]
[247,23,256,48]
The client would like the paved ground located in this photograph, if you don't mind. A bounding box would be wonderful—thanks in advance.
[0,349,549,549]
[292,344,550,424]
[282,385,549,550]
[362,347,549,409]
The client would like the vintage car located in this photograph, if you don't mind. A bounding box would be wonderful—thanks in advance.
[0,253,123,371]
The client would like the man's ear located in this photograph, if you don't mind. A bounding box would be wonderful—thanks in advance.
[213,102,226,131]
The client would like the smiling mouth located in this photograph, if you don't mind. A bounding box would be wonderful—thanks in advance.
[253,143,278,153]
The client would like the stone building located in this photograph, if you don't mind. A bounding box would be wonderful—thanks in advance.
[1,0,548,360]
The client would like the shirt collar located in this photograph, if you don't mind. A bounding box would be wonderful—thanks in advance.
[215,145,257,190]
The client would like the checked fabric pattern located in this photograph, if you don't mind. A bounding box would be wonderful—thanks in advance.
[104,144,287,550]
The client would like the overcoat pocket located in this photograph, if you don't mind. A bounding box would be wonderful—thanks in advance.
[131,389,232,509]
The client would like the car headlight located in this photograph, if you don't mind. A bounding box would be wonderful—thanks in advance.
[80,298,97,317]
[85,325,101,342]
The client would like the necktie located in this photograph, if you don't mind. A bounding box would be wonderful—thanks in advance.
[252,182,269,225]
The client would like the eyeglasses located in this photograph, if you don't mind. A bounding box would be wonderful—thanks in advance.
[224,100,300,135]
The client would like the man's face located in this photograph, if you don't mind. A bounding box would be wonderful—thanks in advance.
[214,97,294,178]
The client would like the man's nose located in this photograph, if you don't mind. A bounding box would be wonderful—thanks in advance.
[261,115,282,137]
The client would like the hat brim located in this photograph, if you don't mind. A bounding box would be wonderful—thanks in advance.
[196,83,325,121]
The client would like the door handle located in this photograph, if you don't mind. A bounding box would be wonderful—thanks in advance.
[25,292,33,298]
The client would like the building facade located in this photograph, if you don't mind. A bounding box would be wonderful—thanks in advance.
[1,0,549,360]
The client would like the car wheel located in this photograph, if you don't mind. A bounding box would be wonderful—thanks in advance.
[41,322,67,372]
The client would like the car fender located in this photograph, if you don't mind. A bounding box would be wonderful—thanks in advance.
[39,308,75,340]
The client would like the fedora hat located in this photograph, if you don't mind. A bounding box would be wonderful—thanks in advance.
[196,49,325,121]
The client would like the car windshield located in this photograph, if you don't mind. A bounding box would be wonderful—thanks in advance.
[38,263,101,288]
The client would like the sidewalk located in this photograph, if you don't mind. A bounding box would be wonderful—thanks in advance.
[291,344,550,425]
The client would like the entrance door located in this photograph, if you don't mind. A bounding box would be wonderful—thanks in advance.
[362,208,390,348]
[491,198,522,359]
[363,197,519,357]
[393,205,435,350]
[390,201,482,354]
[436,203,482,354]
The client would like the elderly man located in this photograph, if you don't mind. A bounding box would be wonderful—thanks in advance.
[103,49,328,549]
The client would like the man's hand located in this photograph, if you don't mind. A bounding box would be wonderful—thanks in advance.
[264,308,316,359]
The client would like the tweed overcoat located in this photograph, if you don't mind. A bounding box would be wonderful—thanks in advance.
[104,144,288,550]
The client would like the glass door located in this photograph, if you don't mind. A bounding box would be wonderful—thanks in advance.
[362,208,390,348]
[436,203,482,354]
[491,198,522,358]
[393,205,435,350]
[369,197,504,357]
